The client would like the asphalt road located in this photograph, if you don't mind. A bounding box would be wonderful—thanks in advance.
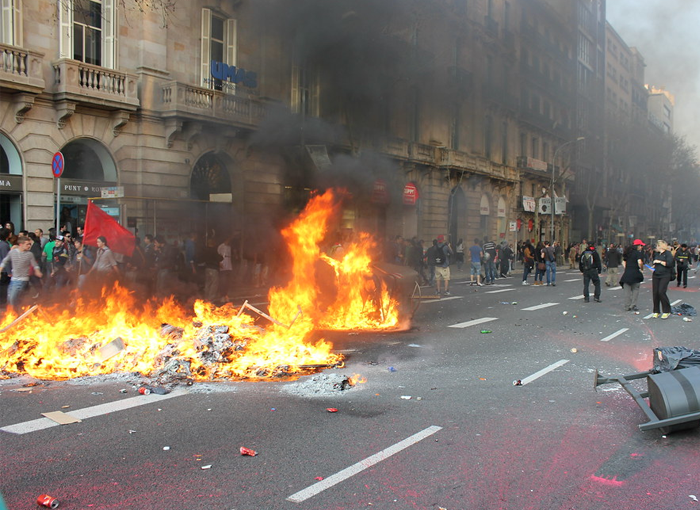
[2,267,700,510]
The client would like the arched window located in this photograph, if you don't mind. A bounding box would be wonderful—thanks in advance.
[61,139,116,181]
[190,153,231,200]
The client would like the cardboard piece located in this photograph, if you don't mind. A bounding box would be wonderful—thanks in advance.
[97,337,125,363]
[41,411,82,425]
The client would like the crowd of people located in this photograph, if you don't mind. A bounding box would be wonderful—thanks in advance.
[0,222,272,312]
[383,233,699,315]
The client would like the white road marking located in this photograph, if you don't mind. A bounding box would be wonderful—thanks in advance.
[286,425,443,503]
[671,299,682,306]
[521,303,559,311]
[565,278,580,282]
[607,286,622,291]
[569,295,585,300]
[644,313,654,319]
[486,288,515,294]
[601,328,629,342]
[420,296,463,303]
[449,317,498,329]
[519,359,570,385]
[1,389,188,435]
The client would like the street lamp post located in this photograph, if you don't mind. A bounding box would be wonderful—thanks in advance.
[550,137,585,243]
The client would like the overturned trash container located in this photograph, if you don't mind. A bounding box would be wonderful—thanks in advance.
[595,359,700,434]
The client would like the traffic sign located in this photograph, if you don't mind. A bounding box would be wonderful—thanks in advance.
[52,152,65,178]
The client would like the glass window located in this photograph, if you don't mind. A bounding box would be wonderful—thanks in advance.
[73,0,102,65]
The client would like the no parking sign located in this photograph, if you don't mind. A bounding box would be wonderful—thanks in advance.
[52,152,64,178]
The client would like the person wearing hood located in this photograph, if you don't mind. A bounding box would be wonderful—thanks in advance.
[579,242,602,302]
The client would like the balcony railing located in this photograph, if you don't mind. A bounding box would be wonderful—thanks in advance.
[160,81,264,128]
[409,142,436,164]
[53,59,139,110]
[0,43,44,93]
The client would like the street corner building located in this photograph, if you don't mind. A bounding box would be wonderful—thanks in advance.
[0,0,671,246]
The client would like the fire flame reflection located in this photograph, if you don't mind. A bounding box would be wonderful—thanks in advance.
[0,190,400,381]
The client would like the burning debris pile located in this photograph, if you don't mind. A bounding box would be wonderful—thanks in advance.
[0,190,406,383]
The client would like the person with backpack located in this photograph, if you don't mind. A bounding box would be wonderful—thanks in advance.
[434,234,453,297]
[579,242,602,302]
[543,240,557,286]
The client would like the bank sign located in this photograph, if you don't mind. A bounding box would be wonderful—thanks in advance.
[210,61,258,88]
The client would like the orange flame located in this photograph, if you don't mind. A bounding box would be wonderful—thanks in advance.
[0,189,401,381]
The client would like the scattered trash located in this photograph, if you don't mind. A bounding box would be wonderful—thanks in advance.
[654,346,700,372]
[671,303,697,316]
[138,385,169,396]
[90,392,103,395]
[511,302,518,305]
[407,343,421,347]
[634,311,640,315]
[388,366,397,372]
[240,447,257,456]
[97,337,125,363]
[37,494,59,508]
[513,380,522,386]
[416,396,422,400]
[400,395,412,400]
[163,446,170,451]
[201,465,212,470]
[315,476,324,481]
[270,408,275,411]
[41,411,81,425]
[61,405,70,409]
[119,389,127,393]
[683,317,693,322]
[563,311,568,315]
[326,408,338,413]
[571,348,578,353]
[690,495,698,502]
[480,330,492,334]
[501,302,510,305]
[128,430,136,434]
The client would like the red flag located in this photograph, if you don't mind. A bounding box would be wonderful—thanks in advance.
[83,201,135,257]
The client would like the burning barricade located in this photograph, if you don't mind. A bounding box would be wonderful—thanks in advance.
[0,190,417,384]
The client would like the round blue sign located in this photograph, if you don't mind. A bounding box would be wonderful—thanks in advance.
[52,152,64,178]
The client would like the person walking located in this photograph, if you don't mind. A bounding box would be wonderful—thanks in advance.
[675,243,691,288]
[543,240,557,286]
[0,235,43,311]
[579,242,602,302]
[455,238,465,271]
[533,241,545,285]
[620,239,645,312]
[500,242,513,278]
[87,236,120,289]
[521,240,534,285]
[605,243,622,287]
[651,239,675,319]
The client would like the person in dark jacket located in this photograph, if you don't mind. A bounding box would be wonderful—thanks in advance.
[620,239,645,312]
[675,243,691,288]
[604,243,622,287]
[579,243,602,302]
[651,239,675,319]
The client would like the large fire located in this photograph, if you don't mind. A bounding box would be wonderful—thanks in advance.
[0,190,401,381]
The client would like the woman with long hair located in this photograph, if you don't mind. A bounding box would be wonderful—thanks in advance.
[651,239,675,319]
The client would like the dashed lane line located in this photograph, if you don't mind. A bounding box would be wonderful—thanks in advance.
[286,425,443,503]
[1,389,189,435]
[569,295,585,300]
[486,288,516,294]
[449,317,498,329]
[565,278,580,282]
[601,328,629,342]
[521,303,559,311]
[420,296,464,303]
[607,286,622,290]
[519,359,570,385]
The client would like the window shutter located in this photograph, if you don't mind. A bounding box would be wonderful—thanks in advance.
[225,18,236,93]
[1,0,13,45]
[200,8,211,88]
[59,0,73,59]
[103,0,116,69]
[290,64,300,114]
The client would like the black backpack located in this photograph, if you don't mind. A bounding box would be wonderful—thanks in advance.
[581,251,594,271]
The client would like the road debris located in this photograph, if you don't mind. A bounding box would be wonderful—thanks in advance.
[201,465,212,470]
[97,337,125,363]
[41,411,81,425]
[513,380,522,386]
[480,329,492,334]
[690,495,698,502]
[400,395,412,400]
[37,494,59,508]
[163,446,170,451]
[314,476,324,481]
[240,447,257,456]
[388,366,397,372]
[326,408,338,413]
[571,348,578,353]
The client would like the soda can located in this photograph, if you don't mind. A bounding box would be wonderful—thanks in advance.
[240,446,257,456]
[138,387,151,395]
[37,494,60,508]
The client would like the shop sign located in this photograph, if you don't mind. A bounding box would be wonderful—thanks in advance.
[402,183,418,205]
[0,174,23,192]
[371,179,389,204]
[554,197,567,214]
[509,221,517,232]
[101,186,124,199]
[61,179,118,197]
